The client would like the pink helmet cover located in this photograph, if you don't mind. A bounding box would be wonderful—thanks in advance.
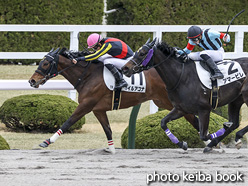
[87,33,103,48]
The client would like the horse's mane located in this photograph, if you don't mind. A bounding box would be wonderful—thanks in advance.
[157,41,176,57]
[156,41,192,63]
[59,48,101,63]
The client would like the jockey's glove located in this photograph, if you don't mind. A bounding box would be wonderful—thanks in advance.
[75,56,85,62]
[223,34,230,43]
[177,50,184,56]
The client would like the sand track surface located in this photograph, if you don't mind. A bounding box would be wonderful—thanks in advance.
[0,148,248,186]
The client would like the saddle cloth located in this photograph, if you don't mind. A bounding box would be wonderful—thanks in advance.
[195,60,246,89]
[103,66,146,93]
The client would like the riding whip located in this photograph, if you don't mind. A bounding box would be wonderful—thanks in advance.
[77,32,90,53]
[226,9,245,35]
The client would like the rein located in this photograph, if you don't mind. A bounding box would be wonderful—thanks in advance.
[74,61,92,89]
[133,45,185,91]
[166,62,185,92]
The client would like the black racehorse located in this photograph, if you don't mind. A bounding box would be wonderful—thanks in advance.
[122,38,248,153]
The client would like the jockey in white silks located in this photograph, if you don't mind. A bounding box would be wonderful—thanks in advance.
[72,33,134,90]
[177,25,230,80]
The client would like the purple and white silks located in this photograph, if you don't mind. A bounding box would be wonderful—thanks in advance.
[141,49,154,66]
[210,128,225,139]
[165,129,179,144]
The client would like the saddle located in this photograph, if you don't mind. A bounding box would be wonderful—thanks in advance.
[196,60,246,109]
[104,66,146,110]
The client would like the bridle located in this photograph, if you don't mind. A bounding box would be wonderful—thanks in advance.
[33,52,75,87]
[130,42,185,92]
[33,50,93,89]
[131,44,173,73]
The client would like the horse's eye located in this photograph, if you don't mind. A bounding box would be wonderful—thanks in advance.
[140,52,145,56]
[43,62,49,66]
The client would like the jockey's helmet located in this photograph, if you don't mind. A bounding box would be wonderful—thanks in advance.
[187,26,202,41]
[87,33,103,48]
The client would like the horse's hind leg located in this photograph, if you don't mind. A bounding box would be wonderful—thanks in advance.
[93,110,115,154]
[161,108,188,150]
[235,125,248,149]
[205,96,243,152]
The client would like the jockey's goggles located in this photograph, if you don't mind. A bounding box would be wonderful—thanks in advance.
[190,37,201,42]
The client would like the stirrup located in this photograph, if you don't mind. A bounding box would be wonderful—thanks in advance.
[115,80,128,89]
[211,73,224,80]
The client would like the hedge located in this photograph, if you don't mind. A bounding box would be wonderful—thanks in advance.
[0,135,10,150]
[107,0,248,52]
[0,0,103,64]
[0,0,247,64]
[121,109,244,149]
[0,94,85,132]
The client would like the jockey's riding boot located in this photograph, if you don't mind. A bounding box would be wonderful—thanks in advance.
[105,64,128,90]
[200,54,224,80]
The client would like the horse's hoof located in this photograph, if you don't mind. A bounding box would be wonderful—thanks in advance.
[39,142,48,148]
[182,141,188,150]
[203,139,211,146]
[39,139,50,148]
[203,146,213,153]
[177,141,188,150]
[104,147,116,154]
[235,139,242,150]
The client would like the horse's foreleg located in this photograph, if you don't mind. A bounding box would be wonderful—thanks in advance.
[93,111,115,154]
[39,102,94,148]
[198,110,211,141]
[39,116,83,148]
[183,114,199,132]
[161,108,187,150]
[205,99,243,152]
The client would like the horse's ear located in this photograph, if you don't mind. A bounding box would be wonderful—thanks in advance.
[53,48,60,54]
[145,38,151,45]
[49,48,54,53]
[150,37,157,47]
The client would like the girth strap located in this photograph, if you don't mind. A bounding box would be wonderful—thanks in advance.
[210,79,219,110]
[112,88,122,110]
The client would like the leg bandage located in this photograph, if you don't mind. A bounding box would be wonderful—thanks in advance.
[165,129,179,144]
[50,129,63,143]
[210,128,225,139]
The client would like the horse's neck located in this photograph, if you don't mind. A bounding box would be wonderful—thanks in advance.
[154,51,195,91]
[58,55,103,89]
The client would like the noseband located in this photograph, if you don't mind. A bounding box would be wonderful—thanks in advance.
[131,45,155,72]
[33,53,75,87]
[34,54,59,86]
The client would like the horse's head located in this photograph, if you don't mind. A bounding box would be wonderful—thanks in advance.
[29,48,60,88]
[122,38,157,77]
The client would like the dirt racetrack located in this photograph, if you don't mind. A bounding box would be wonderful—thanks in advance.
[0,148,248,186]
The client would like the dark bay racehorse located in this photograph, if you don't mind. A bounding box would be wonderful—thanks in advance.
[29,48,199,154]
[122,38,248,153]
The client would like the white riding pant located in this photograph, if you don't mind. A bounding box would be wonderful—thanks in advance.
[188,47,225,62]
[98,54,133,69]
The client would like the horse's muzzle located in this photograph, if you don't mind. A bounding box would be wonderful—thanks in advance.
[28,79,39,88]
[122,66,132,77]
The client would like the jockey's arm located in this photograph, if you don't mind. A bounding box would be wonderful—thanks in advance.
[72,43,112,64]
[177,41,195,56]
